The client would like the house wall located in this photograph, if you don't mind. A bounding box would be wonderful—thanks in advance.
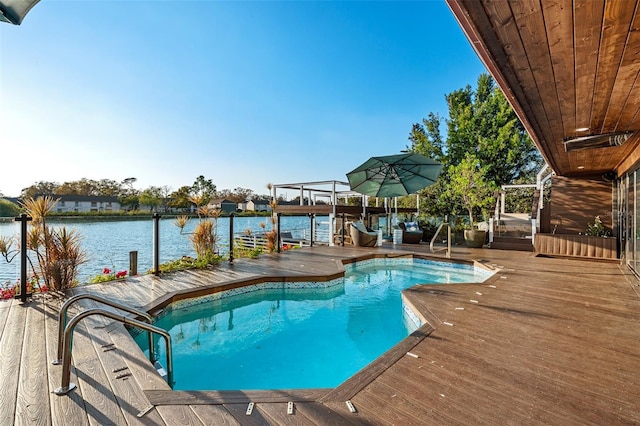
[550,175,613,234]
[219,203,236,214]
[55,199,120,213]
[247,201,271,212]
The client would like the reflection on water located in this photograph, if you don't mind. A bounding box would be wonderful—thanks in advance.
[0,215,328,284]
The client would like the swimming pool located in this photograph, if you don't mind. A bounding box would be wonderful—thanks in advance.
[133,257,493,391]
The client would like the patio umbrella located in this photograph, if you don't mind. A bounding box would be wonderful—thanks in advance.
[0,0,40,25]
[346,153,443,198]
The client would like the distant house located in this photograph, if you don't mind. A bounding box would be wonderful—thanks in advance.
[43,195,121,213]
[208,198,236,214]
[236,201,249,212]
[247,199,272,212]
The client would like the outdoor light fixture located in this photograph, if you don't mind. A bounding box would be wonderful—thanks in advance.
[563,131,634,152]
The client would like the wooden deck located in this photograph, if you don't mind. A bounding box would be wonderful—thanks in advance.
[1,243,639,425]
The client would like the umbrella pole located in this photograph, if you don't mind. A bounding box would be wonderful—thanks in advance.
[385,198,390,236]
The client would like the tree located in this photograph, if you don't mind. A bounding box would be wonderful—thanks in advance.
[21,181,60,198]
[169,186,193,210]
[408,72,543,218]
[119,177,139,211]
[191,176,216,206]
[448,154,496,227]
[0,199,20,217]
[57,178,99,195]
[96,179,122,196]
[138,186,163,212]
[218,187,255,203]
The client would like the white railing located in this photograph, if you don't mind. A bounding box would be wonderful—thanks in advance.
[430,220,451,259]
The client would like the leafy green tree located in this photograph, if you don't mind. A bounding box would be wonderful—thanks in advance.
[21,181,60,198]
[191,175,217,206]
[448,154,496,227]
[408,72,542,218]
[96,179,122,196]
[0,199,20,217]
[218,187,255,203]
[118,177,139,211]
[169,186,193,210]
[139,186,163,212]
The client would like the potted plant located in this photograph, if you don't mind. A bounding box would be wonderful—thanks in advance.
[448,154,496,248]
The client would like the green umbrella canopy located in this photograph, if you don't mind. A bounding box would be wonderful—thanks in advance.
[346,153,443,198]
[0,0,40,25]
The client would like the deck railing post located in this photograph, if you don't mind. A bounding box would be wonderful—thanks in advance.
[229,213,234,263]
[309,213,314,247]
[15,213,32,303]
[277,213,282,253]
[129,251,138,276]
[341,213,346,246]
[153,213,161,276]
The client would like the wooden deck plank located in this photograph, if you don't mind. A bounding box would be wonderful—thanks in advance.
[43,298,90,426]
[190,404,241,425]
[0,299,12,337]
[107,323,169,392]
[253,402,315,425]
[320,400,380,425]
[87,314,167,425]
[16,298,51,426]
[223,403,272,426]
[0,299,26,425]
[145,389,329,405]
[294,402,367,426]
[68,317,129,426]
[154,405,203,425]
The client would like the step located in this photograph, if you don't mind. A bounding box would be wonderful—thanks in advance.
[490,237,534,252]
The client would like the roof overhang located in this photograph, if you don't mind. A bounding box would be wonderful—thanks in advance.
[446,0,640,178]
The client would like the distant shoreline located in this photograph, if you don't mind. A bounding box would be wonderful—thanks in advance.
[0,211,275,223]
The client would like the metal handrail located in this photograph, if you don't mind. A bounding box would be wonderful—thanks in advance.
[430,220,452,259]
[53,308,173,396]
[53,293,155,366]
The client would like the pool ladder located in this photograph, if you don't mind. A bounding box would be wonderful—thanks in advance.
[430,219,452,259]
[52,294,173,395]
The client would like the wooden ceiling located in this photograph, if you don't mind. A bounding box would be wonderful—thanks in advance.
[446,0,640,178]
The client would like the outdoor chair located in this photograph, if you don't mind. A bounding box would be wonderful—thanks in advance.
[333,224,353,246]
[350,221,379,247]
[399,221,423,244]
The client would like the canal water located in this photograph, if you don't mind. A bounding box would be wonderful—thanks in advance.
[0,215,330,285]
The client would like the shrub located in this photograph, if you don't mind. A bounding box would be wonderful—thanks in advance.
[586,216,610,237]
[88,268,128,284]
[18,196,87,291]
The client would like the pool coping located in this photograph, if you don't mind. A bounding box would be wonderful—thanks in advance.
[130,252,497,405]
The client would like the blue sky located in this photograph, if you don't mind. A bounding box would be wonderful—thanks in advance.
[0,0,486,198]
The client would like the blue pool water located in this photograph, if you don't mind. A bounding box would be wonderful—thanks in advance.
[134,258,492,391]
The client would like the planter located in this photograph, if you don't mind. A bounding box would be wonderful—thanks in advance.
[464,229,487,248]
[534,233,617,259]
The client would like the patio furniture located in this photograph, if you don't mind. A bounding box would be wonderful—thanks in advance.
[333,224,353,246]
[350,221,379,247]
[398,222,423,244]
